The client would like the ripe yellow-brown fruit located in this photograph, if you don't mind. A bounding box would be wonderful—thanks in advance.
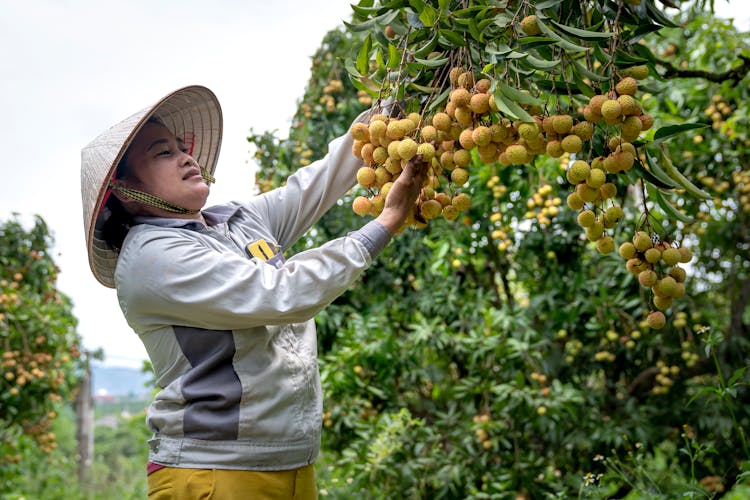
[619,242,637,260]
[644,247,662,264]
[560,134,582,154]
[520,15,542,35]
[449,66,464,86]
[662,247,681,266]
[420,199,443,220]
[506,144,529,164]
[601,100,622,123]
[417,142,436,163]
[475,78,491,93]
[577,183,600,203]
[623,65,649,80]
[432,112,452,132]
[397,138,418,160]
[458,128,475,150]
[586,168,606,189]
[386,120,407,140]
[440,151,455,170]
[572,121,594,141]
[583,105,603,123]
[627,258,649,275]
[352,196,372,216]
[454,107,474,127]
[669,266,687,282]
[566,160,590,184]
[600,182,618,200]
[638,269,658,287]
[640,114,655,131]
[567,192,585,210]
[361,143,375,164]
[647,311,666,330]
[633,231,652,252]
[604,205,623,226]
[451,168,469,185]
[453,148,472,167]
[369,120,387,141]
[452,193,471,211]
[369,194,385,216]
[518,122,540,140]
[621,116,643,142]
[617,95,642,116]
[653,295,673,311]
[472,126,492,147]
[357,166,377,187]
[678,246,692,263]
[350,122,370,141]
[658,276,679,297]
[552,114,574,134]
[615,77,638,96]
[469,93,491,114]
[546,140,564,158]
[597,236,615,254]
[420,125,437,143]
[585,221,605,241]
[450,88,472,107]
[458,71,476,90]
[613,151,635,171]
[577,209,596,227]
[589,94,608,115]
[372,146,388,165]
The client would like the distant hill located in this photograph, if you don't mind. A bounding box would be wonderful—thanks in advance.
[92,364,153,397]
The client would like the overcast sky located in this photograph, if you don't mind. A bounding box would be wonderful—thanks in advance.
[1,1,747,368]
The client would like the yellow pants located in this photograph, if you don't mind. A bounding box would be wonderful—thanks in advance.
[147,464,317,500]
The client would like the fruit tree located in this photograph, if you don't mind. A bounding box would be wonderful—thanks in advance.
[248,2,749,497]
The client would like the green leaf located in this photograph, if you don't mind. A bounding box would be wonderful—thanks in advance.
[614,49,649,66]
[388,43,400,69]
[343,18,378,33]
[438,28,465,47]
[645,0,678,27]
[535,17,589,53]
[651,187,696,224]
[413,32,440,57]
[548,19,613,41]
[494,90,534,122]
[356,34,373,75]
[653,123,709,142]
[344,58,363,79]
[523,54,561,70]
[496,80,543,107]
[571,60,607,82]
[641,151,679,189]
[413,55,451,67]
[418,5,438,27]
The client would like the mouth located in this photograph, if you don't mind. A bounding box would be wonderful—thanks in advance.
[183,167,202,180]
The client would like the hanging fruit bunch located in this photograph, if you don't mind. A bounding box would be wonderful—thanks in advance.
[343,0,715,327]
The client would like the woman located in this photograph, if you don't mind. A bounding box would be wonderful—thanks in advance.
[80,85,426,499]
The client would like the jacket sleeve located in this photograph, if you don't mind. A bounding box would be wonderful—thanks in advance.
[252,120,364,250]
[115,220,390,332]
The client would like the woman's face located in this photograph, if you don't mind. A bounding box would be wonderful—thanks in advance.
[118,122,210,217]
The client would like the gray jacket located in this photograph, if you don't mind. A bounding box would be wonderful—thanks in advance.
[114,132,390,470]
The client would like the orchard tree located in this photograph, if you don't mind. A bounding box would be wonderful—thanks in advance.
[248,1,749,497]
[0,215,83,494]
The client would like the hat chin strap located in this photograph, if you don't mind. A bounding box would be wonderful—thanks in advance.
[111,168,215,215]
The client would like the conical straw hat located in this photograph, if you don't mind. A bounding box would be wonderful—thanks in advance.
[80,85,222,288]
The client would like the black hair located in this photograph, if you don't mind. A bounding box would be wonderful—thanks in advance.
[99,116,171,252]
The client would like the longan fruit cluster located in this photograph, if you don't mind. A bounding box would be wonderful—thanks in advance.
[564,74,653,254]
[618,231,692,329]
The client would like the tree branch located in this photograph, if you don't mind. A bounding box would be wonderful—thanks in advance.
[657,54,750,83]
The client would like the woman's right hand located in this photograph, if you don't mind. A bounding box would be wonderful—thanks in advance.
[375,155,429,235]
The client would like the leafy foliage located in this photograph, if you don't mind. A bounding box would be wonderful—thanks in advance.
[0,215,84,496]
[248,1,749,498]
